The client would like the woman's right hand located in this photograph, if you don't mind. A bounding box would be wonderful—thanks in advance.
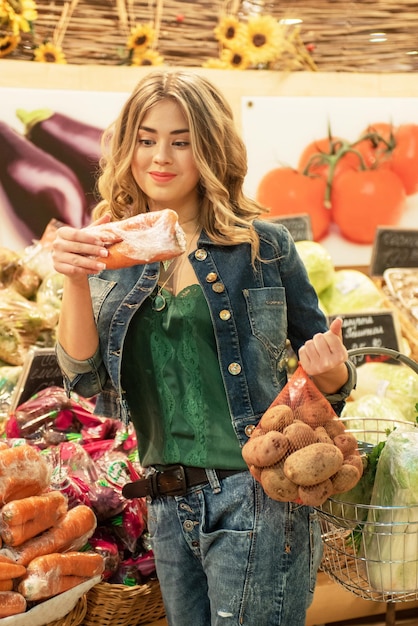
[52,215,114,277]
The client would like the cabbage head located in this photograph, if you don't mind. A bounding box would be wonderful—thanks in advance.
[341,395,408,444]
[362,426,418,593]
[351,361,418,423]
[319,269,385,315]
[295,240,335,295]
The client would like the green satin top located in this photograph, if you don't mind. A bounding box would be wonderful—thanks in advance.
[121,284,246,470]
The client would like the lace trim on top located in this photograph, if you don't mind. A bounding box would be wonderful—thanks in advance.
[121,284,245,469]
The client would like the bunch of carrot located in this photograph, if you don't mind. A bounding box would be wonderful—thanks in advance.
[0,443,103,617]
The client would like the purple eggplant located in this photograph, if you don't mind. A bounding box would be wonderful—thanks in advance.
[16,108,104,211]
[0,120,88,239]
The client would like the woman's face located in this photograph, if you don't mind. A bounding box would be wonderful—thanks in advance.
[131,99,201,217]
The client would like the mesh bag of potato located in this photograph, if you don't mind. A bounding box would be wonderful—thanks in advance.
[242,365,363,507]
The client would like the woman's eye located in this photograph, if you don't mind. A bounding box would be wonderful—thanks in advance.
[138,138,154,146]
[173,140,189,147]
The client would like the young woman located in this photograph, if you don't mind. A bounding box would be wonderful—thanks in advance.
[52,70,356,626]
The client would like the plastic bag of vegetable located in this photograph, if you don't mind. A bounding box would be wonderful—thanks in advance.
[362,425,418,593]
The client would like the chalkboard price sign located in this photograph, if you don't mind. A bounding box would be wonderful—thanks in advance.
[370,227,418,276]
[10,347,63,412]
[268,214,313,242]
[328,310,401,367]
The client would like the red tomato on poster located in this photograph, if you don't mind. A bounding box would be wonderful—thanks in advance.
[331,168,406,244]
[256,167,331,241]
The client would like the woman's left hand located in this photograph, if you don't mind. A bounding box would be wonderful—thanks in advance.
[298,317,348,377]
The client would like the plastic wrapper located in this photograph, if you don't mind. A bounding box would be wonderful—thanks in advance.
[0,443,52,505]
[0,491,68,547]
[109,551,156,586]
[1,504,97,566]
[0,248,21,288]
[35,271,64,312]
[362,426,418,592]
[0,365,21,420]
[19,241,55,282]
[88,531,121,580]
[0,289,58,366]
[6,387,114,448]
[18,551,105,601]
[242,365,363,507]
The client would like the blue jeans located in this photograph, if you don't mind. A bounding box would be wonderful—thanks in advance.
[147,470,323,626]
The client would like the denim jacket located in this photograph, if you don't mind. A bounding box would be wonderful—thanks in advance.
[57,220,356,448]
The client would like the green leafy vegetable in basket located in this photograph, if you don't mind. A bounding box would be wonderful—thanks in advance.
[362,425,418,593]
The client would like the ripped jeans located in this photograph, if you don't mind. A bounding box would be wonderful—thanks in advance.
[146,470,323,626]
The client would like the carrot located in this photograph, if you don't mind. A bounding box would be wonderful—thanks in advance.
[0,579,13,591]
[2,504,97,566]
[25,551,104,578]
[0,444,51,504]
[0,491,68,546]
[0,591,27,617]
[1,490,67,526]
[0,557,26,580]
[90,209,186,268]
[19,573,90,601]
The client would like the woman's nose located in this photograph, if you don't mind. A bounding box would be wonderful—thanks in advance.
[153,144,172,164]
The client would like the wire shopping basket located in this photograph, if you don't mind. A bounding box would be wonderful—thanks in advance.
[316,347,418,604]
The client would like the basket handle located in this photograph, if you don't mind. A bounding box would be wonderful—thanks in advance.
[347,346,418,374]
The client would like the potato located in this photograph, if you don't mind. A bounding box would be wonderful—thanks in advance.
[323,418,346,438]
[294,400,334,427]
[259,404,294,432]
[283,443,344,486]
[283,421,316,451]
[331,464,360,494]
[298,479,334,506]
[242,430,289,468]
[344,453,364,477]
[248,464,263,482]
[314,426,333,445]
[333,433,358,457]
[260,463,299,502]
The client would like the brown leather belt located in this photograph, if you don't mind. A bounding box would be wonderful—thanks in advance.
[122,464,244,499]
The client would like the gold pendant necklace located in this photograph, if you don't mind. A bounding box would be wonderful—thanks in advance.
[152,222,200,312]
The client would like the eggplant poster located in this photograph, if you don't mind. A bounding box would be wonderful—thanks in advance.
[0,87,128,252]
[1,86,418,267]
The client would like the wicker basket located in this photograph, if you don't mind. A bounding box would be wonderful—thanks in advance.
[46,595,87,626]
[83,580,165,626]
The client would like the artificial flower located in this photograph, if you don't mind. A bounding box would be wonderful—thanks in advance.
[33,41,66,63]
[214,15,245,48]
[131,48,164,66]
[219,46,252,70]
[245,14,283,65]
[0,31,19,56]
[127,22,155,53]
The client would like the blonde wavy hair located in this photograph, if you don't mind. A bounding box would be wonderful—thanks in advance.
[94,70,266,261]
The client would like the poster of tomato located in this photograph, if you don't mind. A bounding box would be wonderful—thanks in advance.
[242,96,418,267]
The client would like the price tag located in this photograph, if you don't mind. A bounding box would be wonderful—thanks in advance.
[369,227,418,277]
[9,347,63,412]
[328,311,401,367]
[268,213,313,241]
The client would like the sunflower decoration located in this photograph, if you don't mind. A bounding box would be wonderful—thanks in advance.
[124,21,164,66]
[131,47,164,67]
[0,0,37,58]
[33,41,66,63]
[213,15,246,49]
[207,11,317,72]
[245,14,283,66]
